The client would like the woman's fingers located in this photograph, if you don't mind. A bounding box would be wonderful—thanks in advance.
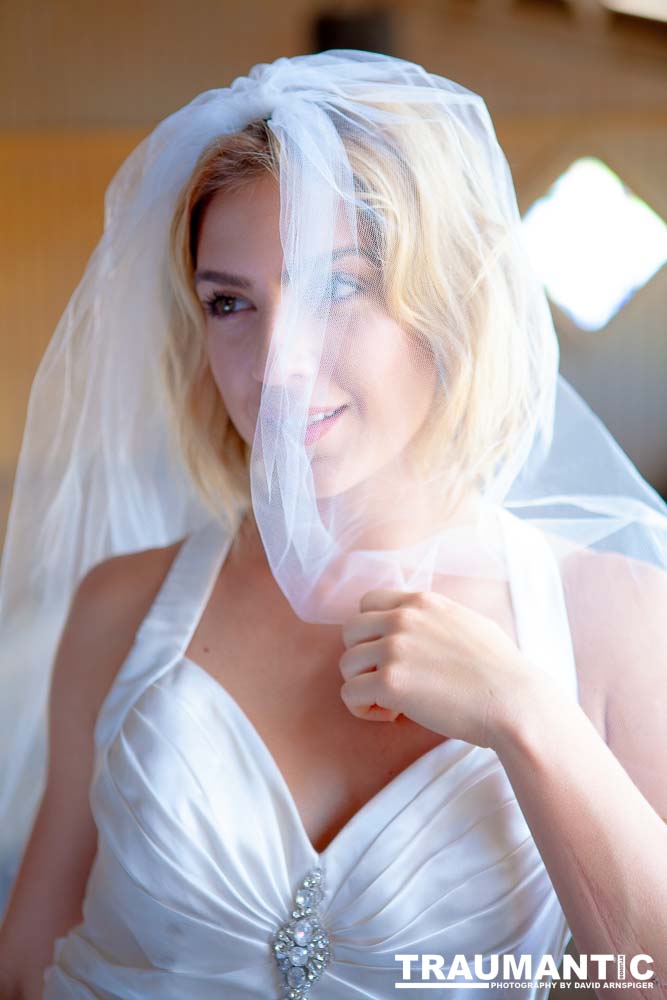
[358,587,411,613]
[339,667,400,722]
[338,635,387,681]
[341,609,391,650]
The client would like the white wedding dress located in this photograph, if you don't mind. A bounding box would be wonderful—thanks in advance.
[43,508,577,998]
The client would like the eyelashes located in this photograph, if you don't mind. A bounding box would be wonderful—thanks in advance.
[200,272,368,322]
[202,293,252,320]
[329,274,362,300]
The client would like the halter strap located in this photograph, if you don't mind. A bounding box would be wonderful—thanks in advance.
[93,518,233,755]
[499,507,579,701]
[94,508,579,756]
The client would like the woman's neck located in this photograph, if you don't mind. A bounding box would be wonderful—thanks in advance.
[235,487,485,566]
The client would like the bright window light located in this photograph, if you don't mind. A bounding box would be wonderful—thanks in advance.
[599,0,667,23]
[521,157,667,332]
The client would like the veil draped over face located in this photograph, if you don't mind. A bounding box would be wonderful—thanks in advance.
[1,49,666,915]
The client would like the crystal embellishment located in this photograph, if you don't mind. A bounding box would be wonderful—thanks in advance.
[272,867,331,998]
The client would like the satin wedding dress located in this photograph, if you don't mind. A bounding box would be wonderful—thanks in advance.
[43,507,577,998]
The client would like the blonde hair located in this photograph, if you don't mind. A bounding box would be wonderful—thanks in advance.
[164,103,544,524]
[165,121,280,530]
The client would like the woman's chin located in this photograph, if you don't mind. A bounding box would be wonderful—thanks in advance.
[310,460,361,501]
[311,469,348,501]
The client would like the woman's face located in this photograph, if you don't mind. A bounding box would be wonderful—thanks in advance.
[194,173,438,499]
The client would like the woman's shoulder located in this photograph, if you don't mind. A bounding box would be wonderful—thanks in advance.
[552,540,667,690]
[517,524,666,732]
[554,540,667,817]
[57,537,189,725]
[77,537,187,618]
[532,523,667,658]
[557,541,667,657]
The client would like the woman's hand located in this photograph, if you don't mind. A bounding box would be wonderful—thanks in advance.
[339,587,543,750]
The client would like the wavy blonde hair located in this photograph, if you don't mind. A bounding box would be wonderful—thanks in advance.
[165,121,279,530]
[164,104,544,526]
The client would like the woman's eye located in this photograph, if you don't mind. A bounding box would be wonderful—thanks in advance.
[202,293,252,319]
[330,274,362,302]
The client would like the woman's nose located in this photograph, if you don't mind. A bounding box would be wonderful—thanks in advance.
[250,299,321,387]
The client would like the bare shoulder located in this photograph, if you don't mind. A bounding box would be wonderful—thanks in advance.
[0,539,188,993]
[76,538,187,631]
[557,542,667,686]
[63,537,188,720]
[79,537,187,606]
[556,541,667,818]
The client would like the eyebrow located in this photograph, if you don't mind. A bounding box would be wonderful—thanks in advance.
[194,269,253,289]
[193,245,377,289]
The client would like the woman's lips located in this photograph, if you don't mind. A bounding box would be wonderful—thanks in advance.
[304,405,347,445]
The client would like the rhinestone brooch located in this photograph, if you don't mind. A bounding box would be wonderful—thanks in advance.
[272,866,332,998]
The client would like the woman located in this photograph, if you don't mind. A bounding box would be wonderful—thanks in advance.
[0,50,665,999]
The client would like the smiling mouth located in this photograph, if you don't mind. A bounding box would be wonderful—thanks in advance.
[304,404,347,445]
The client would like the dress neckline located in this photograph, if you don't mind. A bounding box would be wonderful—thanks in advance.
[177,651,477,862]
[97,505,539,865]
[171,509,519,862]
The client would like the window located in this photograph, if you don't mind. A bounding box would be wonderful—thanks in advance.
[521,157,667,331]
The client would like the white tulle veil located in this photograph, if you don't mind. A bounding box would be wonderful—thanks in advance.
[1,49,666,916]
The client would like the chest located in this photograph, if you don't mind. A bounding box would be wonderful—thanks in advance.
[184,562,519,855]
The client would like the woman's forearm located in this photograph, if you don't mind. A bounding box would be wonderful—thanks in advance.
[495,676,667,997]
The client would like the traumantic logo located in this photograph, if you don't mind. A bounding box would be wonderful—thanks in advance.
[393,952,657,990]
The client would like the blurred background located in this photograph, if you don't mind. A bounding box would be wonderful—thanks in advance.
[0,0,665,988]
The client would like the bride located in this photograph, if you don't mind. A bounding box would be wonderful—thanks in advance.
[0,50,665,999]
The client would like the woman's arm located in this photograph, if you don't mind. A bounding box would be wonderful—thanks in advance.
[0,540,184,1000]
[496,679,667,994]
[493,549,667,997]
[0,569,109,1000]
[340,546,667,996]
